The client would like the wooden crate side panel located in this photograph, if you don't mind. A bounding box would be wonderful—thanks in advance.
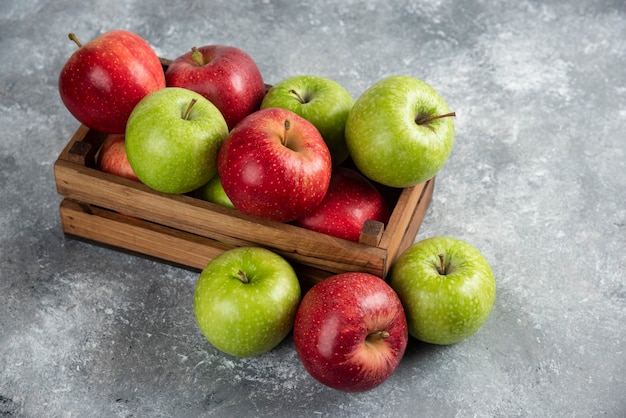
[54,160,388,275]
[377,178,434,276]
[60,199,334,288]
[389,177,435,269]
[60,199,231,269]
[378,180,427,249]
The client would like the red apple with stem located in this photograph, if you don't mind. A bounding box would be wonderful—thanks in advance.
[58,30,166,133]
[293,272,408,392]
[294,167,390,242]
[218,108,332,222]
[96,133,140,182]
[165,45,266,130]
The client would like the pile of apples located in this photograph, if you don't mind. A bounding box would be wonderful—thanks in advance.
[59,30,496,393]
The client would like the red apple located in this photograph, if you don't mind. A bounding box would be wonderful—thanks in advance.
[218,108,332,222]
[58,30,166,133]
[96,134,140,182]
[294,167,390,242]
[165,45,266,130]
[293,272,408,392]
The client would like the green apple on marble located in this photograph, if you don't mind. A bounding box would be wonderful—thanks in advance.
[193,247,301,357]
[345,75,455,188]
[125,87,229,194]
[261,75,354,165]
[194,174,235,209]
[389,236,496,345]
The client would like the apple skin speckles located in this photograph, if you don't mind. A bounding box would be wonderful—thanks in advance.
[293,272,408,392]
[58,30,166,134]
[218,108,332,223]
[194,247,301,357]
[345,75,455,188]
[294,167,390,242]
[389,236,496,345]
[165,45,266,131]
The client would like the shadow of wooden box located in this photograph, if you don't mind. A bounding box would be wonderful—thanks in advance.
[53,59,434,291]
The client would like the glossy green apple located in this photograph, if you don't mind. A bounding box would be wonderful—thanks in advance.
[193,247,301,357]
[389,236,495,345]
[194,174,235,209]
[345,75,455,188]
[261,75,354,165]
[125,87,228,194]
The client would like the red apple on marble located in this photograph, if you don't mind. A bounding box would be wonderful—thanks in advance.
[218,108,332,222]
[294,167,390,242]
[165,45,266,130]
[58,30,166,133]
[97,133,140,182]
[293,272,408,392]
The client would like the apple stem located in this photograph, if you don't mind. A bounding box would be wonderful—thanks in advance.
[282,119,291,147]
[437,253,447,275]
[190,47,204,66]
[416,112,456,126]
[367,330,391,343]
[289,89,307,104]
[183,98,198,120]
[68,33,82,48]
[237,270,249,284]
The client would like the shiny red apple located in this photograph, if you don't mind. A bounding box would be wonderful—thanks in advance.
[293,272,408,392]
[165,45,266,130]
[294,167,390,242]
[58,30,166,133]
[96,133,139,182]
[218,108,332,222]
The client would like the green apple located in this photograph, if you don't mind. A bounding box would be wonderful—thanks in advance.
[193,247,301,357]
[389,236,495,345]
[261,75,354,165]
[345,75,455,188]
[194,174,235,209]
[125,87,229,194]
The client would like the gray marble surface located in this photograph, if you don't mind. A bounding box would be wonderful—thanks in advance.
[1,1,625,417]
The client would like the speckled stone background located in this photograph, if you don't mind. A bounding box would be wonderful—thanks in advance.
[1,1,625,417]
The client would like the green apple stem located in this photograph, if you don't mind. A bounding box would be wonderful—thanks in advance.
[190,47,204,66]
[289,89,308,104]
[416,112,456,126]
[68,33,82,48]
[237,270,249,284]
[282,119,291,147]
[437,253,447,275]
[183,98,198,120]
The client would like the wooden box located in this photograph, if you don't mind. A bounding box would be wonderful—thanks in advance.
[54,117,434,289]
